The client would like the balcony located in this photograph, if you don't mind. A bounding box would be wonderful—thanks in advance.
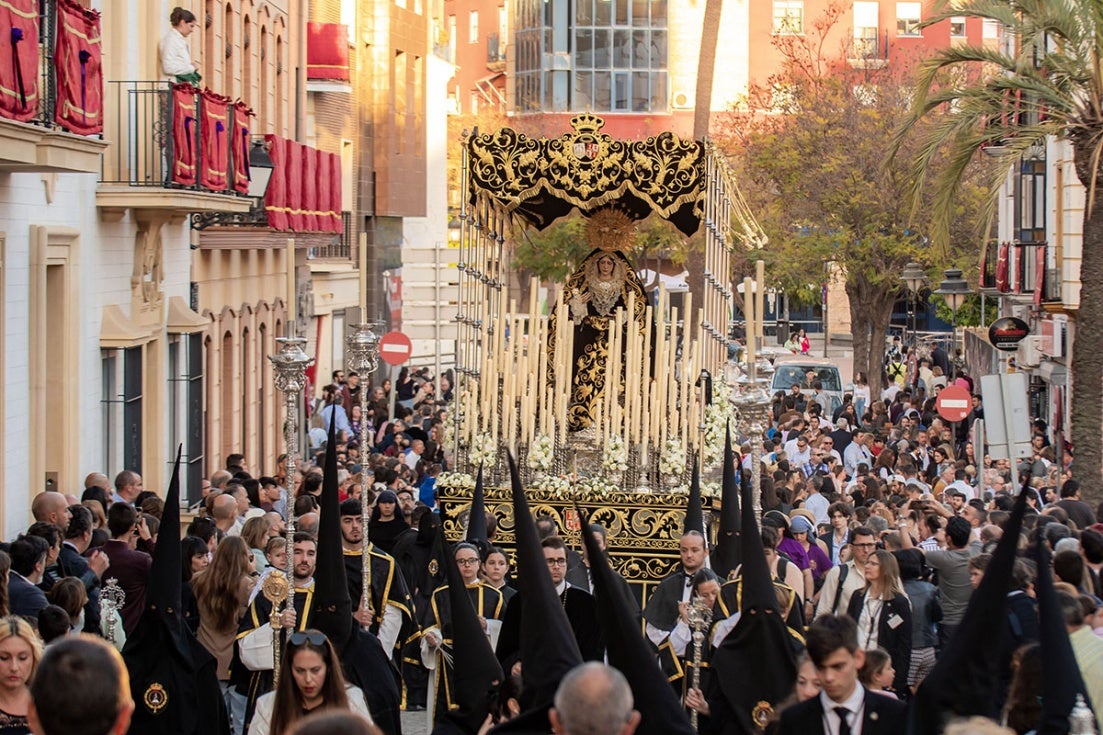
[981,240,1062,304]
[97,81,253,221]
[0,0,108,173]
[846,32,890,69]
[487,33,507,73]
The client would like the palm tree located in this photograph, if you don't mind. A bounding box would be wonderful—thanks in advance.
[893,0,1103,502]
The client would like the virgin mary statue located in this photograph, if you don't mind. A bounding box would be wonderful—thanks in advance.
[548,209,648,432]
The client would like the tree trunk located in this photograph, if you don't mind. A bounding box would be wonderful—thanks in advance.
[685,0,723,332]
[847,278,895,403]
[1069,159,1103,505]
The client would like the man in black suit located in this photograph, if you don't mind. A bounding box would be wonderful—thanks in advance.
[8,535,49,620]
[58,505,110,633]
[778,615,906,735]
[99,503,152,634]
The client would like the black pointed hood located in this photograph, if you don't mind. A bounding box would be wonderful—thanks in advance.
[706,448,797,734]
[466,464,489,552]
[578,504,694,735]
[1034,539,1089,733]
[146,445,184,614]
[123,447,230,735]
[683,453,704,537]
[311,413,355,649]
[907,488,1029,735]
[710,426,741,578]
[489,451,581,733]
[435,529,504,734]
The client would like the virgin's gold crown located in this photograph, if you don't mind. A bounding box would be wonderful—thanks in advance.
[570,113,605,134]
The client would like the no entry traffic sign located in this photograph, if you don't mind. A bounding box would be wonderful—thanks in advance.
[379,331,413,366]
[936,384,972,423]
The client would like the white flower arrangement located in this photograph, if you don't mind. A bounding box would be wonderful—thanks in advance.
[532,473,573,496]
[658,438,687,478]
[602,434,628,476]
[666,484,689,495]
[576,475,620,497]
[700,481,721,499]
[437,471,476,489]
[441,411,456,450]
[702,376,739,467]
[468,432,498,468]
[527,433,555,473]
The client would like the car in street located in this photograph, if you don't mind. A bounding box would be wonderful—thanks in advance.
[769,356,846,414]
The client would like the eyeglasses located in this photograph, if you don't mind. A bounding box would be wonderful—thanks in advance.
[546,558,568,567]
[456,557,480,566]
[288,631,327,647]
[852,543,877,550]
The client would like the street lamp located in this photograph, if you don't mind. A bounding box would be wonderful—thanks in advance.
[932,268,972,377]
[246,139,275,199]
[900,262,926,346]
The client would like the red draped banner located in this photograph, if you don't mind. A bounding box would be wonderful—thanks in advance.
[263,135,342,233]
[316,151,332,233]
[264,134,289,230]
[54,0,102,135]
[286,139,304,231]
[995,241,1010,293]
[199,89,231,191]
[171,83,198,186]
[231,102,253,195]
[302,145,318,232]
[328,152,342,232]
[0,0,40,122]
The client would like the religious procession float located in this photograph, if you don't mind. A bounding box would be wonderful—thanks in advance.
[439,115,775,601]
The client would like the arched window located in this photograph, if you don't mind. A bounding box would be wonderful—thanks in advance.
[242,10,253,108]
[220,330,235,463]
[259,23,269,128]
[224,4,235,98]
[275,32,284,134]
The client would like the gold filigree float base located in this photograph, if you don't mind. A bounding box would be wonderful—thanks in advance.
[439,483,714,606]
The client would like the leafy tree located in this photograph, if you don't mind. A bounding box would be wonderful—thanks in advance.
[892,0,1103,500]
[715,10,991,400]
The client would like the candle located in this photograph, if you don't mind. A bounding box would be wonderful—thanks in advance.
[286,238,296,334]
[743,276,755,367]
[755,259,765,360]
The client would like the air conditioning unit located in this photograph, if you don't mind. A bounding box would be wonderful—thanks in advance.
[1017,335,1043,367]
[1010,304,1032,322]
[671,85,695,110]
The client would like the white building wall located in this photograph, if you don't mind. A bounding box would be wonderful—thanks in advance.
[403,54,458,372]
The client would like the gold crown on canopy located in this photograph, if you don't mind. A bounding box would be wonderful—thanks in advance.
[570,112,605,134]
[585,206,636,254]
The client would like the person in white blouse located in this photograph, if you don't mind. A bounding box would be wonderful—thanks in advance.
[250,630,375,735]
[160,7,201,84]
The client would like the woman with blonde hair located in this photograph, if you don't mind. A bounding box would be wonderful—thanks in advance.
[0,616,43,734]
[846,549,912,698]
[191,536,256,696]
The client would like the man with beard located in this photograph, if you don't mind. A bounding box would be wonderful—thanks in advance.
[338,499,415,661]
[228,533,317,732]
[643,532,708,646]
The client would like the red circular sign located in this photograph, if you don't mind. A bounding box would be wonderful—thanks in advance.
[378,331,413,366]
[936,385,972,423]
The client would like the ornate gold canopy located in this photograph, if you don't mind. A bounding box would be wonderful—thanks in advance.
[466,113,704,236]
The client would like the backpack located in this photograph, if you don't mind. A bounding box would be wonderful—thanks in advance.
[830,562,850,615]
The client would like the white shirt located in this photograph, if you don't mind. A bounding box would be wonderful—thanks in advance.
[843,442,872,478]
[250,685,374,735]
[160,28,195,78]
[945,480,974,501]
[820,683,867,735]
[804,493,830,525]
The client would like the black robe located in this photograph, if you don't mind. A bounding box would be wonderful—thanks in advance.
[336,628,405,735]
[228,582,315,732]
[643,570,695,634]
[496,585,604,665]
[428,583,504,721]
[342,546,417,658]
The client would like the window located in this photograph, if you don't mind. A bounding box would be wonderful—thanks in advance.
[950,16,966,37]
[469,11,479,44]
[852,2,879,56]
[516,0,667,113]
[773,1,804,35]
[896,2,921,35]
